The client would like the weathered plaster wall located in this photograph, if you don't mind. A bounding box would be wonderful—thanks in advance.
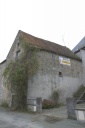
[76,49,85,85]
[76,51,82,59]
[28,50,82,103]
[0,61,6,103]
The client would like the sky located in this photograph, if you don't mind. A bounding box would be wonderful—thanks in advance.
[0,0,85,62]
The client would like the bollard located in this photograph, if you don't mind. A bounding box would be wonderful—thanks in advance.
[36,97,42,113]
[66,97,77,120]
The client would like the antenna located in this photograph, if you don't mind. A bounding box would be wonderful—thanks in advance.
[62,35,65,46]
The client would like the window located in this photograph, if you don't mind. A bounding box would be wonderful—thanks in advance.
[59,72,62,77]
[16,50,20,60]
[17,42,20,47]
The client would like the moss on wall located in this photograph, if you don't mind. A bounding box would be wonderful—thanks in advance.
[3,36,39,110]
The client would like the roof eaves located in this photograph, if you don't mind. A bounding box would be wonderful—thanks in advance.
[0,59,6,65]
[20,30,81,61]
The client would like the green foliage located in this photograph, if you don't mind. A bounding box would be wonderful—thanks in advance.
[42,99,56,109]
[3,37,39,110]
[51,90,59,103]
[73,85,85,100]
[0,101,8,108]
[42,91,59,109]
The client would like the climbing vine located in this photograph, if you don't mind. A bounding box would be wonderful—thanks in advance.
[3,36,39,110]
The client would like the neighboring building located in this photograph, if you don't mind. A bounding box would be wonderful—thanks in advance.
[0,60,6,103]
[0,30,82,104]
[72,37,85,85]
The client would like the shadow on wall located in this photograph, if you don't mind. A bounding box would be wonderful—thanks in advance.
[56,85,81,104]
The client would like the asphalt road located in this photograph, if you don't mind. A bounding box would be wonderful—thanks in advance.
[0,107,85,128]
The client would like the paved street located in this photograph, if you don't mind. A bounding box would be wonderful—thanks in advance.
[0,107,85,128]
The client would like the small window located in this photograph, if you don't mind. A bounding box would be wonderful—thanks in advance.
[17,42,20,47]
[59,72,62,77]
[16,50,20,60]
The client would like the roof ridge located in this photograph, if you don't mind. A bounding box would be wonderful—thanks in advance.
[19,30,81,61]
[20,30,65,47]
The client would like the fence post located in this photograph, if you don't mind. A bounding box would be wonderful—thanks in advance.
[66,97,77,120]
[36,97,42,113]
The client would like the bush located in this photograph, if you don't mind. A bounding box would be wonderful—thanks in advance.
[3,37,39,110]
[73,85,85,100]
[42,99,56,109]
[42,91,59,109]
[51,90,59,103]
[0,101,9,108]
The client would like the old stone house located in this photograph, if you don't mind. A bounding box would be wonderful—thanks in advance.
[0,30,83,105]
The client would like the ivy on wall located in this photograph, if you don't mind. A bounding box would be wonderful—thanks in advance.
[3,36,39,110]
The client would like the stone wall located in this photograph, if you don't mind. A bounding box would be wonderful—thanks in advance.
[6,31,22,64]
[28,50,82,103]
[0,31,22,104]
[0,31,83,104]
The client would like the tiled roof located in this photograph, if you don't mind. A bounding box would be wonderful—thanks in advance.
[0,59,6,65]
[20,30,81,61]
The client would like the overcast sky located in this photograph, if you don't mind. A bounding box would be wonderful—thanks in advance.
[0,0,85,62]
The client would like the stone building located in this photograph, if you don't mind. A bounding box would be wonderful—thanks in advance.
[0,30,83,104]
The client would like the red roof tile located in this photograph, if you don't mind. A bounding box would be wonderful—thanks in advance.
[20,30,81,61]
